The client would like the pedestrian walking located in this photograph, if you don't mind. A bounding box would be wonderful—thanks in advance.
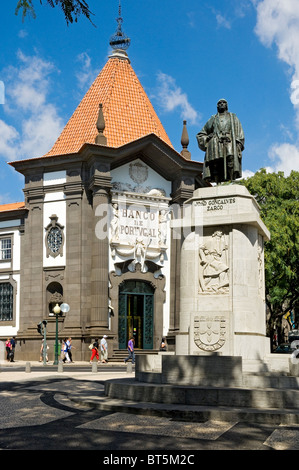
[90,338,99,363]
[62,337,71,363]
[5,338,11,362]
[100,335,108,363]
[39,339,48,362]
[67,337,75,362]
[124,337,135,364]
[10,336,16,361]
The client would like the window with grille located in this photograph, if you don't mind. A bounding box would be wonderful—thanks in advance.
[0,283,13,321]
[0,238,12,260]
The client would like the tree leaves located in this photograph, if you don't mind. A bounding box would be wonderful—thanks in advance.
[15,0,94,25]
[239,169,299,340]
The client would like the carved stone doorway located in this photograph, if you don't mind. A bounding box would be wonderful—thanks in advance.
[118,280,154,350]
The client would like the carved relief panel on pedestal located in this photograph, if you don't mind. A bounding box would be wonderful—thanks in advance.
[198,230,229,294]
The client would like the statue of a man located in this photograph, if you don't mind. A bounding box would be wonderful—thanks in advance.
[196,99,245,183]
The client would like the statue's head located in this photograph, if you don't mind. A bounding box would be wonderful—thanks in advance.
[217,99,228,113]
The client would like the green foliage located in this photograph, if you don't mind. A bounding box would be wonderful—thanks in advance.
[238,169,299,335]
[15,0,94,25]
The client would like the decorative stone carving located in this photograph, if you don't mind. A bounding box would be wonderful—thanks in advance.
[45,215,65,258]
[110,203,119,242]
[111,181,166,195]
[129,161,148,184]
[198,231,229,294]
[109,201,169,268]
[194,315,226,351]
[258,234,264,295]
[158,209,168,248]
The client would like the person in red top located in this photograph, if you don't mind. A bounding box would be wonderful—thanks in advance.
[90,338,99,363]
[5,338,11,362]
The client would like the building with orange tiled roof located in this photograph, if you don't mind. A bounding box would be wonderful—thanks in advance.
[0,202,25,213]
[1,9,207,361]
[45,51,173,157]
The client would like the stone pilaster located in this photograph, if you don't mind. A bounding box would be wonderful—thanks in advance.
[18,179,45,337]
[63,171,84,335]
[87,164,112,335]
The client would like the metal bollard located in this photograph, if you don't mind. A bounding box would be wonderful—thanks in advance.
[57,362,63,373]
[25,362,31,373]
[92,362,97,373]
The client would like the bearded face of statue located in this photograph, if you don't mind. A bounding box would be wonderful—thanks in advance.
[217,99,228,114]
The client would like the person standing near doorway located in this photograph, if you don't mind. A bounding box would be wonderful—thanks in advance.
[124,337,135,365]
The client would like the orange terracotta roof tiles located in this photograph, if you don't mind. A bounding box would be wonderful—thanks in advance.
[0,202,25,213]
[45,54,173,157]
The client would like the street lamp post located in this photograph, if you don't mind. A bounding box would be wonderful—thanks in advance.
[49,302,70,365]
[52,303,61,365]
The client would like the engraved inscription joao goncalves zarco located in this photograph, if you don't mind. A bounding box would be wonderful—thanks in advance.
[194,316,226,351]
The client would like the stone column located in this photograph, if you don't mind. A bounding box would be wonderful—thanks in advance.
[168,175,195,345]
[88,165,111,335]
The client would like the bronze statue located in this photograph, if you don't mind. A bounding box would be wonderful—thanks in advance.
[197,99,244,183]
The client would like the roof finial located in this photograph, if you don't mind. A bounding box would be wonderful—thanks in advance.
[181,120,191,159]
[95,104,107,145]
[109,0,131,55]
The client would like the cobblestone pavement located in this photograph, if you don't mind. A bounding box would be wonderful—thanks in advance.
[0,363,298,457]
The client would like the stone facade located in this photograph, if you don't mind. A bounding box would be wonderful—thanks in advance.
[0,136,205,361]
[0,49,270,362]
[176,185,271,360]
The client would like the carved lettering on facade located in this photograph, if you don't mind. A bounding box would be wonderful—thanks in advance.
[195,197,236,212]
[110,203,169,271]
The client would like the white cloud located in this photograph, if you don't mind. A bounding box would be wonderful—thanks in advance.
[216,14,231,29]
[0,120,19,161]
[253,0,299,174]
[76,52,98,90]
[268,143,299,174]
[240,169,255,179]
[155,72,199,125]
[0,51,64,160]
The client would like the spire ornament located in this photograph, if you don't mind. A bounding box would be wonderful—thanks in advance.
[109,0,131,53]
[181,120,191,160]
[95,103,107,145]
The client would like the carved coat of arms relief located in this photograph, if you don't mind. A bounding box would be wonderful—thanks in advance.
[194,315,226,352]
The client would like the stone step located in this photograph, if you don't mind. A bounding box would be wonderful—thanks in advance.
[104,379,299,410]
[242,373,299,389]
[109,350,159,362]
[70,393,299,425]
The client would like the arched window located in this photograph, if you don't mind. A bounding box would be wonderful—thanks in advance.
[45,215,64,258]
[0,282,13,321]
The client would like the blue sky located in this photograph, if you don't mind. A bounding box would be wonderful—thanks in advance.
[1,0,299,204]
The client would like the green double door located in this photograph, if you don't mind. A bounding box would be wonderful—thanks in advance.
[118,281,154,350]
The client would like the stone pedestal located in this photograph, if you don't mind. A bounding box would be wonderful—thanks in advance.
[175,184,271,360]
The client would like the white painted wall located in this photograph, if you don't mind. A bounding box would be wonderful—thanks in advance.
[109,160,172,340]
[43,192,66,268]
[0,226,21,337]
